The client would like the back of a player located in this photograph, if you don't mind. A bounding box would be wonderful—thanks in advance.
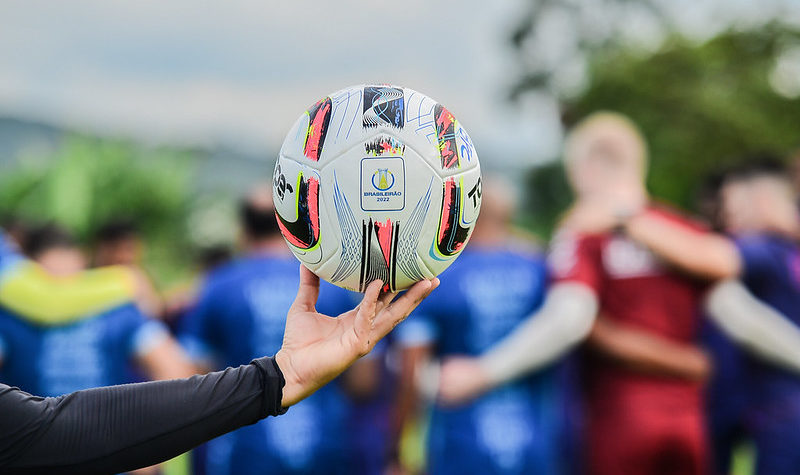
[550,209,709,475]
[179,253,354,475]
[0,302,162,397]
[398,243,567,474]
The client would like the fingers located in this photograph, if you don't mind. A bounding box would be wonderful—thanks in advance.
[290,264,320,313]
[350,279,384,356]
[372,278,439,339]
[378,289,398,309]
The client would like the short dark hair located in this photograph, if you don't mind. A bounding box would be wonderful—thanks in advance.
[24,223,78,258]
[723,153,789,184]
[239,199,279,239]
[197,245,232,271]
[94,219,140,244]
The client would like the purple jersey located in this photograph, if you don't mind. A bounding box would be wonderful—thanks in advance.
[736,234,800,401]
[735,233,800,474]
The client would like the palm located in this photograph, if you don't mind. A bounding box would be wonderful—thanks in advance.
[276,266,437,407]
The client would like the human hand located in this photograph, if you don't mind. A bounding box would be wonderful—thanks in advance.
[562,188,646,235]
[276,265,439,407]
[437,356,492,405]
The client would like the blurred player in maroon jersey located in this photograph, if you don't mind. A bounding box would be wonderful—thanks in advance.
[439,113,737,475]
[439,115,800,474]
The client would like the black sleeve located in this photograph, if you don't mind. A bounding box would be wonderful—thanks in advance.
[0,356,286,475]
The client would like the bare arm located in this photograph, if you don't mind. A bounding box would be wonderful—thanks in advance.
[625,211,741,280]
[437,282,597,405]
[479,282,598,385]
[706,280,800,373]
[136,336,198,381]
[588,317,710,381]
[0,267,438,473]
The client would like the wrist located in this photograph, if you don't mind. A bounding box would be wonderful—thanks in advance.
[274,349,301,408]
[618,206,648,235]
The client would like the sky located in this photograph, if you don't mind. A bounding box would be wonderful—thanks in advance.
[1,0,799,174]
[0,0,562,172]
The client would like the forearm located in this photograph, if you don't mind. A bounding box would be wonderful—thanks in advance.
[2,357,285,474]
[391,346,431,451]
[625,211,740,280]
[706,280,800,373]
[478,283,597,386]
[589,318,709,380]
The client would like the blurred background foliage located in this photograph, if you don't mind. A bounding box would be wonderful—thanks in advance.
[3,4,800,284]
[0,136,196,285]
[520,23,800,237]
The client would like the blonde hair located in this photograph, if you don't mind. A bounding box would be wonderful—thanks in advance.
[563,111,649,178]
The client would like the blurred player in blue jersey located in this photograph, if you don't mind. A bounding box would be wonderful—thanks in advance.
[393,178,567,474]
[0,224,194,397]
[0,228,145,325]
[716,159,800,474]
[0,224,195,475]
[178,185,365,475]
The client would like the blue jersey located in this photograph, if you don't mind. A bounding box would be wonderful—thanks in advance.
[179,252,357,475]
[701,319,749,475]
[0,303,166,397]
[344,340,394,475]
[396,243,566,475]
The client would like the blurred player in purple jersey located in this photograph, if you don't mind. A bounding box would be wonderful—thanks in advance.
[393,178,569,474]
[715,159,800,474]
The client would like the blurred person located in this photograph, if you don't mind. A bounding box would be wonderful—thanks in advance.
[437,113,800,475]
[93,220,143,267]
[714,160,800,474]
[392,178,567,474]
[0,223,196,395]
[0,264,437,474]
[24,224,88,276]
[0,224,197,474]
[0,223,151,326]
[92,219,164,318]
[694,172,751,475]
[160,245,234,332]
[329,290,394,475]
[178,185,370,475]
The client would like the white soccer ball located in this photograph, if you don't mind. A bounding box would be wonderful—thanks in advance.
[273,84,482,292]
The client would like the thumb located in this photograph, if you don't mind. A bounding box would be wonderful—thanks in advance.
[290,264,320,313]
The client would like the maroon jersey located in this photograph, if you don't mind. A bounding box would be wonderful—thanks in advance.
[549,206,708,412]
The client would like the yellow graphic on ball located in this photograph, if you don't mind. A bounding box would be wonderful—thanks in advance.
[372,168,395,191]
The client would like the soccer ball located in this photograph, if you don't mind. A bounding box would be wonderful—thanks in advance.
[273,84,482,292]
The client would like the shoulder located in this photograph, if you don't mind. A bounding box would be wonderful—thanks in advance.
[733,233,781,268]
[647,203,708,233]
[548,227,601,262]
[200,258,259,296]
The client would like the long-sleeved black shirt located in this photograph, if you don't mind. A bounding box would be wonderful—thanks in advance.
[0,356,286,474]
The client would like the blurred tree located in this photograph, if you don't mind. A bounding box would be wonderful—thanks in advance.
[520,24,800,235]
[0,135,195,284]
